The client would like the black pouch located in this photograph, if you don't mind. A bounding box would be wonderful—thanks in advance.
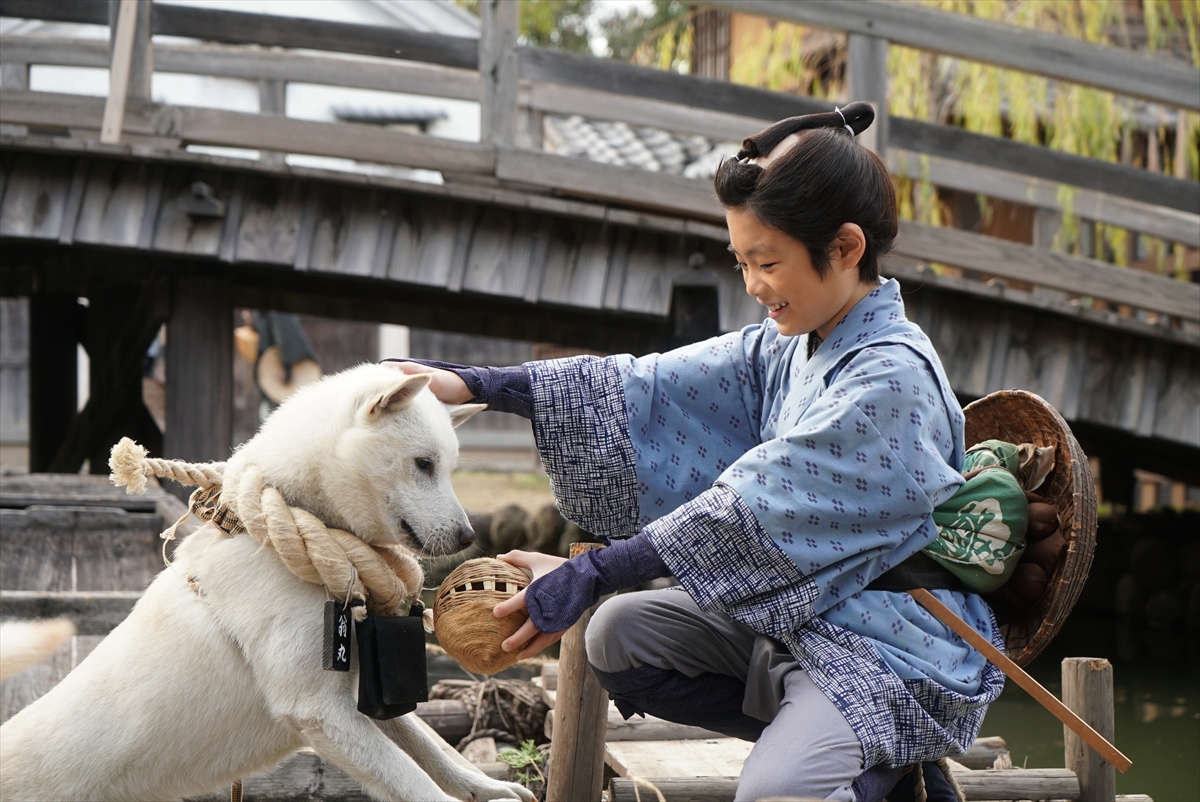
[356,603,429,720]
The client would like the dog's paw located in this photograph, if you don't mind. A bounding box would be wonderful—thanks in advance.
[473,780,534,802]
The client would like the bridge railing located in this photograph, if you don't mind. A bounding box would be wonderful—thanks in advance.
[0,0,1196,336]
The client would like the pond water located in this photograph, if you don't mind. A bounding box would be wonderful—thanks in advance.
[981,613,1199,802]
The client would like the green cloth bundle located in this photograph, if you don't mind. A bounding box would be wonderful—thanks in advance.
[923,440,1030,593]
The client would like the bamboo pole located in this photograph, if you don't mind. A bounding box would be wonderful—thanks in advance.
[908,588,1131,773]
[545,543,608,802]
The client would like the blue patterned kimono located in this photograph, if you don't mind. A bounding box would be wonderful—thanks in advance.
[525,280,1005,769]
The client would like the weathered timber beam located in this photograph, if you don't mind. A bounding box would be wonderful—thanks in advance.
[0,591,141,636]
[495,147,721,222]
[895,220,1200,323]
[889,117,1198,215]
[608,769,1080,802]
[0,90,495,175]
[47,278,168,473]
[702,0,1198,110]
[0,0,479,70]
[888,150,1200,248]
[0,36,482,102]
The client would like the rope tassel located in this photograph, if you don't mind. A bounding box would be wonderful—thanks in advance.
[109,437,430,628]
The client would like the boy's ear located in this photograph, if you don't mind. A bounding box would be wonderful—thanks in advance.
[447,403,487,429]
[364,373,432,422]
[830,223,867,269]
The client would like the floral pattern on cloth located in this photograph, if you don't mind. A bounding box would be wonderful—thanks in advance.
[923,440,1030,593]
[527,279,1005,769]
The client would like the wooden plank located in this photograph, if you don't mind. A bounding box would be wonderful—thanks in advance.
[888,149,1200,248]
[151,168,231,256]
[462,208,540,299]
[894,221,1200,322]
[73,159,152,247]
[0,0,478,75]
[526,80,761,144]
[495,147,721,222]
[0,508,74,593]
[479,0,519,147]
[604,738,751,780]
[1151,346,1200,448]
[546,703,723,742]
[306,188,388,278]
[617,231,678,317]
[100,0,138,144]
[0,91,496,177]
[704,0,1199,110]
[890,117,1197,215]
[233,176,306,265]
[0,155,75,240]
[0,590,142,636]
[0,35,482,102]
[164,273,233,466]
[535,220,612,309]
[386,199,464,288]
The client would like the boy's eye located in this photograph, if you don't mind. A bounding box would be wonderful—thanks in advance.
[732,263,746,272]
[760,263,777,270]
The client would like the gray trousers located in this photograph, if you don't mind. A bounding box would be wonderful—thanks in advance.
[585,588,865,802]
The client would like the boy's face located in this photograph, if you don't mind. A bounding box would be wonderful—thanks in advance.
[727,208,870,340]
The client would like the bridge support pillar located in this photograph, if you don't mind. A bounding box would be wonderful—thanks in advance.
[165,273,232,482]
[28,293,81,472]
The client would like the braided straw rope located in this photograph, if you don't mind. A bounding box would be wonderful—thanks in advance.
[109,437,429,626]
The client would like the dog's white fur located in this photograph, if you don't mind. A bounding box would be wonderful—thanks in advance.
[0,364,533,802]
[0,619,76,681]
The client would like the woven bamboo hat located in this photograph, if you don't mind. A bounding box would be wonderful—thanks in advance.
[963,390,1097,668]
[433,558,533,675]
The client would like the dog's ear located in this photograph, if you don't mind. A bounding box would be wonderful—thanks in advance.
[447,403,487,428]
[365,373,432,422]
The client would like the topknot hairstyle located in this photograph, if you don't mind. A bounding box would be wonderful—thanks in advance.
[714,101,897,283]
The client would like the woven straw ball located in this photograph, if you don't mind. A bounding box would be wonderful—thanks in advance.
[433,558,532,675]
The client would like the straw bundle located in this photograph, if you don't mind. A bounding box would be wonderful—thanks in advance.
[434,558,533,675]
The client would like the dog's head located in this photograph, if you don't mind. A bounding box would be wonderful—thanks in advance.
[228,364,485,557]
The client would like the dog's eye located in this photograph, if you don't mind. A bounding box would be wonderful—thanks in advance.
[415,457,434,475]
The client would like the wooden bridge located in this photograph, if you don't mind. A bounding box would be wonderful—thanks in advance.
[0,0,1197,500]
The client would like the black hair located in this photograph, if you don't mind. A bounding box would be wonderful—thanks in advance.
[713,102,897,283]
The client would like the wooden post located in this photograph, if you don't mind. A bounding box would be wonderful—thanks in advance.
[101,0,141,144]
[546,542,609,802]
[258,79,287,167]
[479,0,519,148]
[1063,657,1117,802]
[164,274,233,473]
[846,33,888,154]
[28,294,80,473]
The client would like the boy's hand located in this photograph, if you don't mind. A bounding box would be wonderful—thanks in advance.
[383,361,473,405]
[494,550,569,660]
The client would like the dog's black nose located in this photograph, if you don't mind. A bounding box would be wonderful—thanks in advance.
[458,525,476,550]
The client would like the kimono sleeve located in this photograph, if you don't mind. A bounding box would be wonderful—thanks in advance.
[526,325,799,541]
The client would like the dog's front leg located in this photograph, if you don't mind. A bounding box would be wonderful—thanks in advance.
[297,706,461,802]
[376,714,534,802]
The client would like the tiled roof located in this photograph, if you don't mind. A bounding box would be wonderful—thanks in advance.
[543,114,740,180]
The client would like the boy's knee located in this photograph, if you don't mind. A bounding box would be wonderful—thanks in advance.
[584,594,637,673]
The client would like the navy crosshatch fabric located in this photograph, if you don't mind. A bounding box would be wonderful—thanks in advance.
[526,280,1005,768]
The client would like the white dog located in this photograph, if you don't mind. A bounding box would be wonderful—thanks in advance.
[0,365,534,802]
